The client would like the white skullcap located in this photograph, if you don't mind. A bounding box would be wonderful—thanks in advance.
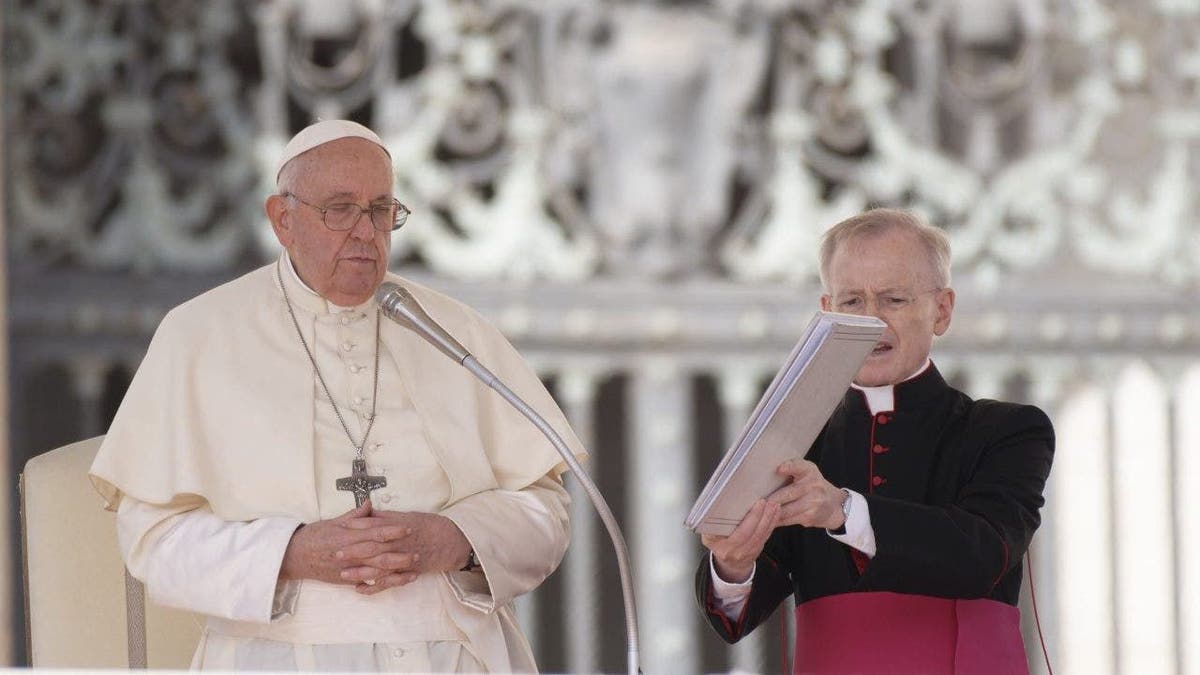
[275,119,391,182]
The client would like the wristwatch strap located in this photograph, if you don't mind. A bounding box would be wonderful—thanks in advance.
[829,488,851,535]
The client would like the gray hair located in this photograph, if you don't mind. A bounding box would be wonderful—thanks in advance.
[276,154,312,194]
[818,208,952,290]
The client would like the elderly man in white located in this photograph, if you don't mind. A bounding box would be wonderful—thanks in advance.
[91,120,585,672]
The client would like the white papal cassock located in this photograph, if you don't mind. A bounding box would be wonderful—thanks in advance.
[90,253,586,672]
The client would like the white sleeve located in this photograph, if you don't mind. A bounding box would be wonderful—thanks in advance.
[117,496,302,623]
[826,489,877,557]
[708,554,755,619]
[440,474,570,611]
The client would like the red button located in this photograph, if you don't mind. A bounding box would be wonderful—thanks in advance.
[871,476,886,487]
[875,413,891,424]
[873,444,888,454]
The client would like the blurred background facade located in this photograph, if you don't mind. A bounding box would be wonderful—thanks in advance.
[3,0,1200,672]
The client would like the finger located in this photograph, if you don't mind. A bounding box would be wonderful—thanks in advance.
[339,525,413,553]
[779,499,820,528]
[335,540,389,562]
[721,502,777,560]
[359,551,420,572]
[330,528,410,561]
[712,501,777,572]
[343,516,414,533]
[777,460,815,479]
[768,478,825,504]
[749,501,780,545]
[356,498,373,514]
[733,501,778,556]
[765,482,804,505]
[356,571,419,595]
[342,522,414,545]
[339,565,385,584]
[724,500,768,546]
[369,524,414,543]
[341,515,391,528]
[337,499,373,521]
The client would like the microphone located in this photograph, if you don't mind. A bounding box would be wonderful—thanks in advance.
[373,281,642,675]
[376,282,470,363]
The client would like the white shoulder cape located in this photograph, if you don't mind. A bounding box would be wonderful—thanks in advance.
[90,262,586,521]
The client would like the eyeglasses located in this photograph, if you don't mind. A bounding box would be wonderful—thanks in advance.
[829,288,943,316]
[283,192,411,232]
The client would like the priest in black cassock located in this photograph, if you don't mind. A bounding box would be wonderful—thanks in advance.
[695,208,1054,675]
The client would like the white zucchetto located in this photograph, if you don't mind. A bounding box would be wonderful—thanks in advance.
[275,120,391,181]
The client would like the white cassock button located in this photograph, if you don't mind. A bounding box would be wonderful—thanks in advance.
[392,647,405,658]
[340,315,351,325]
[349,364,362,373]
[380,494,392,504]
[372,442,384,450]
[354,396,365,405]
[342,342,354,352]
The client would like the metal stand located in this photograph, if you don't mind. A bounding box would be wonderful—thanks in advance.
[462,356,641,675]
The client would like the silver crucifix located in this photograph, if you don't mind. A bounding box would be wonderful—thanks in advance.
[336,458,387,507]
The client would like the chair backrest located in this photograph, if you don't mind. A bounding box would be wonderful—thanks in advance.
[20,436,204,668]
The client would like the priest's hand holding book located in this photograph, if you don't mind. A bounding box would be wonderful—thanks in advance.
[702,499,780,583]
[768,460,847,531]
[702,460,847,584]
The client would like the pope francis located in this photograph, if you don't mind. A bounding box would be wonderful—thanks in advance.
[89,120,587,672]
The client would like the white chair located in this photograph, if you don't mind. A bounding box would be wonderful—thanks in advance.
[20,436,203,667]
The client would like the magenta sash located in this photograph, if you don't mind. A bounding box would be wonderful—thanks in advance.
[793,591,1028,675]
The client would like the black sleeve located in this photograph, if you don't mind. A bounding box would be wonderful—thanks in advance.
[857,403,1054,600]
[694,550,794,643]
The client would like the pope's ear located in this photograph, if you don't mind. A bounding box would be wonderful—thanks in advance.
[820,294,832,312]
[265,194,293,247]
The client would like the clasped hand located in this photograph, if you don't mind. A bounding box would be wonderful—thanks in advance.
[701,460,845,584]
[280,500,472,595]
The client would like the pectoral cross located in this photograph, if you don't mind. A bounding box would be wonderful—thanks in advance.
[336,458,387,507]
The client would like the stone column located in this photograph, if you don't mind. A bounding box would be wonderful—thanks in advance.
[557,369,601,674]
[716,366,767,674]
[68,357,110,438]
[1022,357,1072,675]
[1112,361,1176,674]
[1052,365,1115,675]
[1173,363,1200,675]
[630,359,696,674]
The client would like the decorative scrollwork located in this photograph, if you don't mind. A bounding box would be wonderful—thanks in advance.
[6,0,260,272]
[6,0,1200,287]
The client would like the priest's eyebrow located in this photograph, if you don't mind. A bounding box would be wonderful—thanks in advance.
[834,286,918,299]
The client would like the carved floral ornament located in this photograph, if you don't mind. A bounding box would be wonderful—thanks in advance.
[6,0,1199,287]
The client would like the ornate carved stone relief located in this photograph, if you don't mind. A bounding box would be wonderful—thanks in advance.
[8,0,1197,288]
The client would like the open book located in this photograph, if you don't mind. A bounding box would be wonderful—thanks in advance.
[686,311,886,536]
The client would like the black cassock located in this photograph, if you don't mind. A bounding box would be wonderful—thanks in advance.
[696,363,1055,642]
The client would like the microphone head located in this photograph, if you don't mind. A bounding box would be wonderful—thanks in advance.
[376,281,426,327]
[374,281,471,363]
[376,282,427,325]
[375,281,406,307]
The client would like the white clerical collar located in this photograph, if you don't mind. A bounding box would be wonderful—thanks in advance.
[850,358,932,415]
[280,251,370,315]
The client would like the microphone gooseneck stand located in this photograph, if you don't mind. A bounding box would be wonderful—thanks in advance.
[377,283,641,675]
